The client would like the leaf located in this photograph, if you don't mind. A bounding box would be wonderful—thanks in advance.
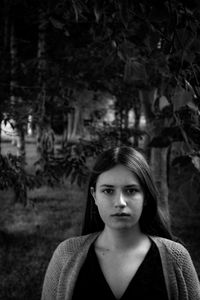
[190,38,200,54]
[77,174,84,187]
[111,40,117,48]
[149,126,183,148]
[93,0,103,23]
[119,0,129,27]
[70,170,77,185]
[184,124,200,145]
[72,0,80,22]
[173,29,187,51]
[171,155,191,167]
[64,30,70,37]
[64,165,72,178]
[191,155,200,171]
[159,96,170,111]
[124,58,147,85]
[149,3,169,23]
[149,31,161,49]
[172,86,194,111]
[117,50,126,62]
[49,17,64,30]
[94,7,101,23]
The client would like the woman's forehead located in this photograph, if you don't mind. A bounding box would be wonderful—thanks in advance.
[96,164,141,186]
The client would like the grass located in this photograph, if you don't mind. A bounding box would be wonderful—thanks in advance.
[0,139,200,300]
[0,137,87,299]
[0,184,86,300]
[169,163,200,277]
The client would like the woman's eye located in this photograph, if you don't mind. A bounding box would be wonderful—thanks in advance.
[125,188,138,195]
[102,189,114,195]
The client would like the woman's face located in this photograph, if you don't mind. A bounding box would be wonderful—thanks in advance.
[91,164,145,232]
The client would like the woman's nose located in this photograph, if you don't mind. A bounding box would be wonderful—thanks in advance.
[114,192,127,207]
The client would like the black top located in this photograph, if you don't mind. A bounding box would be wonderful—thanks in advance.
[72,240,168,300]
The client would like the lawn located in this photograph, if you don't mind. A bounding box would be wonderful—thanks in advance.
[0,184,86,300]
[168,161,200,279]
[0,139,200,300]
[0,139,86,300]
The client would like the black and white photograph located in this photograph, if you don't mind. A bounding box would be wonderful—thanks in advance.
[0,1,200,299]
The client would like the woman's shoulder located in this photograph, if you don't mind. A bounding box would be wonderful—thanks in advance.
[54,232,99,257]
[151,236,200,293]
[150,236,193,266]
[151,236,188,252]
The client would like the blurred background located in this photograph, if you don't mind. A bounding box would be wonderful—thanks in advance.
[0,1,200,299]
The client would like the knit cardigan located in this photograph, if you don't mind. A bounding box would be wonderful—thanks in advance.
[41,232,200,300]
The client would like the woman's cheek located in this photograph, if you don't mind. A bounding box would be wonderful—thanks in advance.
[96,199,110,221]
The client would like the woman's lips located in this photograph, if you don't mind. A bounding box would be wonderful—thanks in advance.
[111,213,130,217]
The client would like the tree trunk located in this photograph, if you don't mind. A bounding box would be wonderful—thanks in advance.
[10,22,27,203]
[62,89,88,145]
[138,89,155,151]
[62,106,81,143]
[62,113,68,149]
[16,125,26,165]
[10,24,26,162]
[133,98,141,148]
[67,112,73,140]
[3,1,9,50]
[0,116,2,155]
[27,114,34,136]
[35,7,47,172]
[10,22,18,147]
[124,107,129,129]
[150,147,170,223]
[71,105,81,139]
[139,88,170,224]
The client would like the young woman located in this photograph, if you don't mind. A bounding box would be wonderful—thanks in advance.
[41,146,200,300]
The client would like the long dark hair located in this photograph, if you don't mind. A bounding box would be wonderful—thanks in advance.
[82,146,173,240]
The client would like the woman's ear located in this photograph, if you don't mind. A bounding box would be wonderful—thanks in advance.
[90,187,96,202]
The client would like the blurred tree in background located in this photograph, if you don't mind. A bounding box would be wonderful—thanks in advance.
[0,0,200,220]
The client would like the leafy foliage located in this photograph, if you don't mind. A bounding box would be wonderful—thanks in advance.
[150,104,200,147]
[35,121,146,187]
[0,153,62,204]
[0,154,33,204]
[1,0,200,200]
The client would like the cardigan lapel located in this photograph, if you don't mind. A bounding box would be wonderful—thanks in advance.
[57,232,100,300]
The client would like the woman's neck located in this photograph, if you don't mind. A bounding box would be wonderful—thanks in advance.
[96,226,148,252]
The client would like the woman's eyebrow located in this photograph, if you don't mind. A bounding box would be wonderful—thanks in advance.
[124,184,140,188]
[99,184,140,188]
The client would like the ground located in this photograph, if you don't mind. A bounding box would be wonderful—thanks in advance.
[0,139,199,300]
[0,184,86,300]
